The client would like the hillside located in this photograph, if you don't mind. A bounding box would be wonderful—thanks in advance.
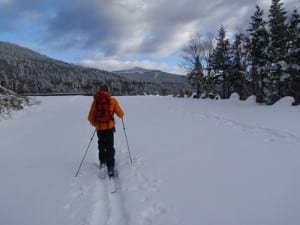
[0,41,189,96]
[114,66,188,84]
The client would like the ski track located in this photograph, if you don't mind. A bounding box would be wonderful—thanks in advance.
[66,164,129,225]
[170,103,300,145]
[203,112,300,144]
[90,175,110,225]
[64,120,159,225]
[89,148,129,225]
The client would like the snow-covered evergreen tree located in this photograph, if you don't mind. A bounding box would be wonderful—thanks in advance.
[247,5,270,103]
[286,9,300,105]
[187,56,204,98]
[229,33,248,100]
[209,26,231,98]
[267,0,288,104]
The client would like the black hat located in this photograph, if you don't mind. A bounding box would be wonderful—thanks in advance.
[100,85,109,92]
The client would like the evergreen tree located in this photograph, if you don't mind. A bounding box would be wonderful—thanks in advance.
[268,0,288,59]
[267,0,288,104]
[209,25,231,98]
[187,55,204,98]
[286,9,300,105]
[247,5,269,103]
[229,33,248,100]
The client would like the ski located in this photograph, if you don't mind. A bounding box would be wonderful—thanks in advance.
[98,164,117,193]
[98,164,107,179]
[99,167,107,179]
[108,177,117,193]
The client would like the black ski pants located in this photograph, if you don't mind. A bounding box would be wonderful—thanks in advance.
[97,128,115,170]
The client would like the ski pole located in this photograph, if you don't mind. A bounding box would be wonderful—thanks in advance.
[122,118,133,165]
[75,129,97,177]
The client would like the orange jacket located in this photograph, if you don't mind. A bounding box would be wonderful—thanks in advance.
[88,93,124,130]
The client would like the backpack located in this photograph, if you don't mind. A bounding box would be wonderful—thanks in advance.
[94,91,113,123]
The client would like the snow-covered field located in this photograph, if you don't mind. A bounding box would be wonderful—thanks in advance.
[0,95,300,225]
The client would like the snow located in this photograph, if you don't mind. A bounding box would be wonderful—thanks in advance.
[229,92,240,101]
[273,96,295,107]
[116,66,150,74]
[1,95,300,225]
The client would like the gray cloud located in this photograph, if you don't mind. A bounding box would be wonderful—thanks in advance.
[43,0,135,51]
[42,0,300,56]
[1,0,299,73]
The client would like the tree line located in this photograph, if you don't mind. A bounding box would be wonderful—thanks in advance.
[182,0,299,105]
[0,41,188,96]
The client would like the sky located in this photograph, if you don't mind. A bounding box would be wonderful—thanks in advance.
[0,0,299,75]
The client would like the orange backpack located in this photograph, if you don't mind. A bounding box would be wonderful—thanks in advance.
[94,91,113,123]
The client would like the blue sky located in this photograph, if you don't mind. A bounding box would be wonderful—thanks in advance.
[0,0,298,75]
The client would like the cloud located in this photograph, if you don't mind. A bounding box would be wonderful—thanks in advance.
[3,0,299,51]
[76,50,188,75]
[36,0,297,73]
[76,52,169,72]
[1,0,299,74]
[43,0,298,55]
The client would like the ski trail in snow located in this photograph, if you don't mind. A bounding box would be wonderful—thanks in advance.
[87,120,130,225]
[88,166,128,225]
[106,177,129,225]
[67,163,128,225]
[205,113,300,144]
[172,103,300,145]
[89,175,110,225]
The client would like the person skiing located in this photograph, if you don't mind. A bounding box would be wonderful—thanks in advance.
[88,85,124,177]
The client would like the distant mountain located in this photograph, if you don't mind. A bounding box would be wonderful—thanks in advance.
[114,67,188,85]
[0,41,189,96]
[0,41,128,95]
[116,66,150,74]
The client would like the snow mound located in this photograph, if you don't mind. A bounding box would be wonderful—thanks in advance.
[273,96,295,107]
[245,95,257,105]
[229,92,240,101]
[214,95,221,100]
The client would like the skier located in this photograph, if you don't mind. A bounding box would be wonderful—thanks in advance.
[88,85,124,177]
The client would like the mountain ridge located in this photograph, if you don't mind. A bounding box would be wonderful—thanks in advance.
[113,67,188,84]
[0,41,189,96]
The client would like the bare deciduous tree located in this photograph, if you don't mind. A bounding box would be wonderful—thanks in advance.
[180,32,215,73]
[180,32,215,97]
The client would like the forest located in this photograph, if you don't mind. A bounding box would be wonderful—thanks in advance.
[0,42,188,97]
[183,0,299,105]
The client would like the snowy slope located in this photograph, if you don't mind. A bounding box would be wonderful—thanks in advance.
[0,96,300,225]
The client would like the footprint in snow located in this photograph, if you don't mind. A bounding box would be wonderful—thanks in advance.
[140,202,168,225]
